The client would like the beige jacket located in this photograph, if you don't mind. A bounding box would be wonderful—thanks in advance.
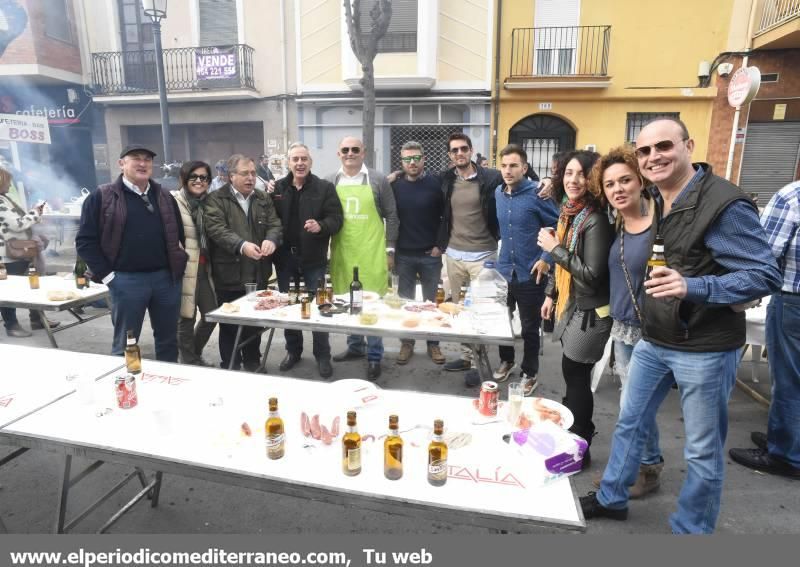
[172,190,213,318]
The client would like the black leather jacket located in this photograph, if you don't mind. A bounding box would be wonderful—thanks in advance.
[545,210,613,311]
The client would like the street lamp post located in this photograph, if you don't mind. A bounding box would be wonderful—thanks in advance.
[141,0,171,165]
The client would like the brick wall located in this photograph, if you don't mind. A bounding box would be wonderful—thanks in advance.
[0,0,82,74]
[706,49,800,184]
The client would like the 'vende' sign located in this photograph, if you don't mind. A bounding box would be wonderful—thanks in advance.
[0,112,51,144]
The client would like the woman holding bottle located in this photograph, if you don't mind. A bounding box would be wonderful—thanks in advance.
[594,146,665,497]
[537,150,613,466]
[172,161,217,366]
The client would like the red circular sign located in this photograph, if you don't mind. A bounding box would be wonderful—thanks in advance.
[727,67,761,108]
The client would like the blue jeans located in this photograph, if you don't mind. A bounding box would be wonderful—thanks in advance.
[108,269,181,362]
[614,339,662,465]
[395,251,442,347]
[346,335,384,362]
[598,339,739,534]
[766,292,800,467]
[276,255,330,360]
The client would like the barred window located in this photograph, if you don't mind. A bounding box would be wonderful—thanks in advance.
[625,112,680,144]
[359,0,418,53]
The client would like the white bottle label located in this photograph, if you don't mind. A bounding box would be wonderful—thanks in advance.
[347,448,361,470]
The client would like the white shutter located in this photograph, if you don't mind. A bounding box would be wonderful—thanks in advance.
[533,0,580,75]
[199,0,238,46]
[534,0,580,27]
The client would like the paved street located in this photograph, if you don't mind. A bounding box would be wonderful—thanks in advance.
[0,245,797,534]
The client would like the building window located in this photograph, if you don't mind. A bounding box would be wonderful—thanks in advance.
[199,0,238,46]
[536,48,574,75]
[625,112,681,143]
[44,0,73,43]
[359,0,417,53]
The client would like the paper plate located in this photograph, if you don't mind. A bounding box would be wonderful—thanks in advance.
[517,397,574,430]
[333,291,380,303]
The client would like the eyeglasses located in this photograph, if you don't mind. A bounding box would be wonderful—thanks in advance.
[400,155,423,163]
[232,170,257,178]
[140,193,155,214]
[448,145,470,155]
[635,138,688,159]
[188,174,210,183]
[340,147,362,155]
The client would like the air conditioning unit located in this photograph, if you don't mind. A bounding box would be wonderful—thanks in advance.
[584,144,597,152]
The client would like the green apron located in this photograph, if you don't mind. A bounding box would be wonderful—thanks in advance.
[330,179,388,295]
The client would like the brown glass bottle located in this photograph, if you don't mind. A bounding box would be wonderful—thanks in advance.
[265,397,285,460]
[288,276,297,305]
[300,295,311,319]
[427,419,448,487]
[325,275,334,303]
[124,330,142,374]
[645,234,667,280]
[315,278,326,305]
[383,414,403,480]
[435,280,445,305]
[27,265,40,289]
[341,411,362,476]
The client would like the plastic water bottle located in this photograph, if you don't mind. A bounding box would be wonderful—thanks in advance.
[473,261,508,307]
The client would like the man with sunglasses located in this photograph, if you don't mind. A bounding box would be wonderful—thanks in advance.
[390,141,445,366]
[437,133,503,386]
[582,117,781,534]
[327,136,399,381]
[76,144,188,362]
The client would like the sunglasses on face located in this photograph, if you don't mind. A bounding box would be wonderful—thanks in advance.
[400,155,423,163]
[449,145,470,155]
[340,147,361,155]
[635,138,687,159]
[188,174,210,183]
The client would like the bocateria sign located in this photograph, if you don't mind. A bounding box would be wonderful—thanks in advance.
[727,66,761,108]
[0,112,51,144]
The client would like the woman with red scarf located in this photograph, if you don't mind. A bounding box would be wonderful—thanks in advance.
[538,150,614,468]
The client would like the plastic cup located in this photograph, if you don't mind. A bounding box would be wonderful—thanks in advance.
[245,282,257,300]
[507,382,524,425]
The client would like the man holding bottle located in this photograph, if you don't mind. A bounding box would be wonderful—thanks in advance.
[272,143,343,379]
[327,136,399,381]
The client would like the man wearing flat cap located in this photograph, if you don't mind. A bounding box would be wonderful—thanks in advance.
[77,145,188,361]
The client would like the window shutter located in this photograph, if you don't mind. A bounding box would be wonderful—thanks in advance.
[357,0,418,52]
[199,0,238,46]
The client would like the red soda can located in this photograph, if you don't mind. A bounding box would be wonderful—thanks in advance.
[115,374,138,409]
[478,381,499,417]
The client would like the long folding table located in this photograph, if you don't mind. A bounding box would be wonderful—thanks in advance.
[0,275,110,348]
[206,294,515,380]
[0,354,585,533]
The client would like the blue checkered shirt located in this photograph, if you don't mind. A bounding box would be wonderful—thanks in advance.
[761,181,800,294]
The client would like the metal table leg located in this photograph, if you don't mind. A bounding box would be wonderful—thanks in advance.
[54,455,72,533]
[38,309,59,348]
[228,325,244,370]
[471,344,492,382]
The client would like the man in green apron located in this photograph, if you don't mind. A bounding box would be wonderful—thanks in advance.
[327,136,399,381]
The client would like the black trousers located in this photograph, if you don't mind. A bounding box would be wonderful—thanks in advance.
[498,276,546,376]
[562,355,596,444]
[216,288,262,369]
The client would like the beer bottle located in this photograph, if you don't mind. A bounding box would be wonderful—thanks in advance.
[427,419,448,486]
[645,233,667,280]
[341,411,362,476]
[350,266,363,315]
[458,286,467,304]
[265,397,285,460]
[0,262,7,281]
[299,279,306,297]
[74,257,89,289]
[288,277,297,305]
[124,330,142,374]
[383,414,403,480]
[27,264,40,289]
[325,275,334,303]
[435,280,445,305]
[300,295,311,319]
[315,278,326,305]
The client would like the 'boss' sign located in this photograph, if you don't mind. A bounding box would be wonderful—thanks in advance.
[0,113,51,145]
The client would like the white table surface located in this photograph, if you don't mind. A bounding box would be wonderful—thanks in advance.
[745,298,770,347]
[0,344,123,428]
[206,296,515,346]
[0,275,108,311]
[2,359,583,530]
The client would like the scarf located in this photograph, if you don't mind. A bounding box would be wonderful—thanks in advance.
[554,199,594,321]
[182,188,208,253]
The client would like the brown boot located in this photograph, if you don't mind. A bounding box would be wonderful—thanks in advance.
[629,460,664,499]
[397,341,414,365]
[427,344,445,364]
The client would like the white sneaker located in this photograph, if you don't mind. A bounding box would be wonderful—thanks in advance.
[493,361,515,382]
[521,373,539,396]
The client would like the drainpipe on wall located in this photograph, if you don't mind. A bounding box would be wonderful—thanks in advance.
[724,0,759,181]
[280,0,290,154]
[491,0,503,163]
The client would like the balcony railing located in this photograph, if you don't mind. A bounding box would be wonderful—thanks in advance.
[756,0,800,34]
[509,26,611,78]
[91,44,255,95]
